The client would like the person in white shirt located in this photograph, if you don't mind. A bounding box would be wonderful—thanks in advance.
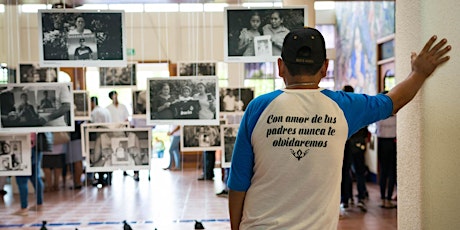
[90,97,112,123]
[106,91,129,123]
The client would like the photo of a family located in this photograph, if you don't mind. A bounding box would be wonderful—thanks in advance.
[0,134,31,176]
[181,125,222,151]
[38,10,126,67]
[0,83,74,133]
[177,62,216,76]
[85,128,151,173]
[147,76,219,125]
[219,87,254,113]
[18,64,58,83]
[225,7,306,62]
[99,64,136,87]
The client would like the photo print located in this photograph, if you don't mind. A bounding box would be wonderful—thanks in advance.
[177,62,216,76]
[132,90,147,118]
[18,64,58,83]
[0,133,31,176]
[85,128,151,172]
[0,83,74,133]
[224,6,306,62]
[80,122,130,158]
[219,87,254,113]
[147,76,220,126]
[73,90,90,120]
[38,10,126,67]
[99,63,137,87]
[181,125,222,152]
[220,124,239,168]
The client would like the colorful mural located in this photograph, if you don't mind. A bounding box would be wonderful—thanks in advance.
[335,2,395,94]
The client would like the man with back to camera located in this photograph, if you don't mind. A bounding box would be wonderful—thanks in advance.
[228,27,451,229]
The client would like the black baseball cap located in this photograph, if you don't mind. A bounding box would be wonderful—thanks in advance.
[281,27,326,65]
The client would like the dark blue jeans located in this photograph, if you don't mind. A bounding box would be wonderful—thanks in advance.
[16,148,44,209]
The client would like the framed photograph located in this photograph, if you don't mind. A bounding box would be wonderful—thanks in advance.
[85,127,151,172]
[38,10,126,67]
[0,83,74,133]
[254,35,273,57]
[181,125,222,152]
[0,134,31,176]
[99,63,137,87]
[219,87,254,113]
[147,76,219,126]
[73,90,90,120]
[80,122,130,158]
[224,6,307,62]
[220,124,239,168]
[177,62,216,76]
[18,64,58,83]
[132,90,147,118]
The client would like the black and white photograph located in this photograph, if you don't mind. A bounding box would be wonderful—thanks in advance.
[219,87,254,113]
[38,10,126,67]
[74,90,90,120]
[132,90,147,118]
[220,124,239,168]
[224,7,307,62]
[0,134,31,176]
[18,64,58,83]
[85,128,151,173]
[147,76,219,126]
[0,83,74,133]
[177,62,216,76]
[99,63,136,87]
[80,122,130,158]
[181,124,223,152]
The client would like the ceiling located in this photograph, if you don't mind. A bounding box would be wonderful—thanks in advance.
[1,0,392,5]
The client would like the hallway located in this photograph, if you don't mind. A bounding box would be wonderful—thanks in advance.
[0,159,397,230]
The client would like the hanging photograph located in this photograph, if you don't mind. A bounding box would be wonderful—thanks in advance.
[85,128,151,173]
[147,76,219,126]
[80,122,130,158]
[220,124,239,168]
[0,83,74,133]
[224,6,307,62]
[0,133,31,176]
[177,62,216,76]
[99,63,137,87]
[18,64,58,83]
[73,90,91,120]
[132,90,147,118]
[181,122,226,152]
[219,87,254,114]
[38,10,126,67]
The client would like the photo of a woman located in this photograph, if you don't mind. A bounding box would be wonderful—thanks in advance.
[194,82,215,119]
[151,83,176,119]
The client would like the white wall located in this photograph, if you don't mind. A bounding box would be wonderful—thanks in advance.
[396,0,460,229]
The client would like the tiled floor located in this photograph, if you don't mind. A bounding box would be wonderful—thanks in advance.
[0,158,397,230]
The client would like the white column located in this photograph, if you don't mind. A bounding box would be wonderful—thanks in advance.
[396,0,460,229]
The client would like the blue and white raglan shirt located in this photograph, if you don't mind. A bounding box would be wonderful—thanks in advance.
[228,88,392,230]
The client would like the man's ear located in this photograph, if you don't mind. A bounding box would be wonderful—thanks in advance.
[320,59,329,79]
[277,58,285,78]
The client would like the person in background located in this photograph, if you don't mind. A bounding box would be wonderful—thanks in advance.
[106,91,129,123]
[376,93,397,209]
[262,10,290,56]
[164,125,181,171]
[340,85,370,213]
[227,28,451,229]
[12,133,45,216]
[198,150,215,181]
[42,139,67,192]
[237,12,262,56]
[154,136,165,159]
[66,120,84,189]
